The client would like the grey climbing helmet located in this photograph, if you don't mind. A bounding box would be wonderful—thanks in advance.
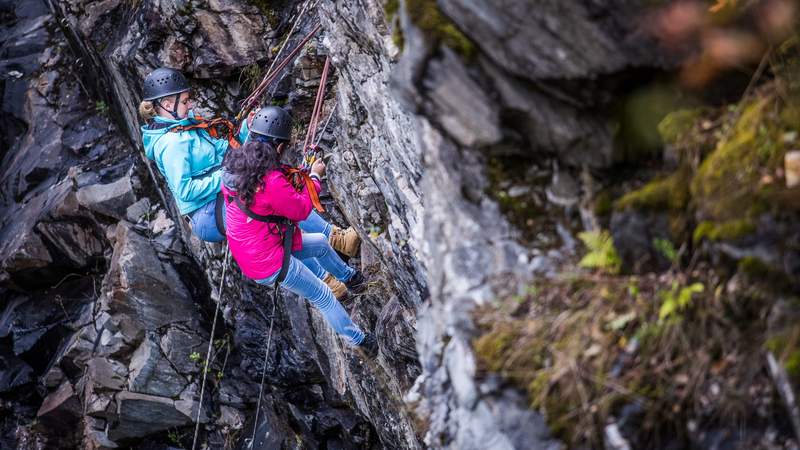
[142,68,190,101]
[250,106,292,141]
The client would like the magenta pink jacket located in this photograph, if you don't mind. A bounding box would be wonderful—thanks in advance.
[222,170,321,280]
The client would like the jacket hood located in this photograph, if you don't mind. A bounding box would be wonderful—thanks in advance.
[221,170,239,192]
[140,113,196,160]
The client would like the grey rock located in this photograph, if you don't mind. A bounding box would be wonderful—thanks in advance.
[125,198,151,223]
[110,391,191,440]
[36,381,82,432]
[610,209,672,273]
[217,405,245,430]
[546,166,581,208]
[174,382,210,424]
[159,326,205,375]
[76,175,136,220]
[42,366,65,389]
[35,220,106,268]
[101,222,197,332]
[86,357,127,391]
[128,333,187,398]
[84,390,115,419]
[423,49,502,148]
[150,210,174,235]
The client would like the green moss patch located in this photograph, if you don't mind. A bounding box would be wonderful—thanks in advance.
[691,94,787,222]
[658,108,705,147]
[692,218,755,242]
[406,0,475,59]
[615,167,691,212]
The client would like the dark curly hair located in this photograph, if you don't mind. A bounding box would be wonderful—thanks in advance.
[222,138,283,206]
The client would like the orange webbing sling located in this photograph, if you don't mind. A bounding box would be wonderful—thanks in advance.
[285,167,325,213]
[170,113,242,150]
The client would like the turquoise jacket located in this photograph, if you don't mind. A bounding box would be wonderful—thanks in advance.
[141,112,250,215]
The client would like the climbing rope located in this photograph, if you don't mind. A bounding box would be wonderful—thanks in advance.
[262,0,315,84]
[301,55,331,165]
[236,21,322,122]
[314,101,337,148]
[280,54,332,213]
[191,247,230,450]
[249,287,279,449]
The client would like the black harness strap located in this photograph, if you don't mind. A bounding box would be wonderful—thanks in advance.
[229,194,294,285]
[214,191,226,237]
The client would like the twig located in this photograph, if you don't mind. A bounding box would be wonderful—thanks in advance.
[766,351,800,442]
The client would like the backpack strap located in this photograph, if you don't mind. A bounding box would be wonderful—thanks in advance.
[214,191,226,237]
[228,194,294,285]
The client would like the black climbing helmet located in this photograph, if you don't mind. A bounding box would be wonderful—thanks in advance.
[142,68,190,101]
[250,106,292,141]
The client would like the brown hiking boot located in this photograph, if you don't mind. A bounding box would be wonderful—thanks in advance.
[323,273,349,302]
[329,226,361,258]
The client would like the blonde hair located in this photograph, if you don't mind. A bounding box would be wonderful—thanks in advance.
[138,100,157,121]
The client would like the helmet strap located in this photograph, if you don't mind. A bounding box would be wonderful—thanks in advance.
[155,93,182,120]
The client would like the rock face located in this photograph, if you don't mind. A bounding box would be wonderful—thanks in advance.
[1,0,420,447]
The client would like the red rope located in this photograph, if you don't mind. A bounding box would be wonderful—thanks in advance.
[302,55,331,159]
[236,23,322,122]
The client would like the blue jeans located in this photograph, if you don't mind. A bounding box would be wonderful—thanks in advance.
[296,211,333,279]
[189,198,225,242]
[257,233,362,345]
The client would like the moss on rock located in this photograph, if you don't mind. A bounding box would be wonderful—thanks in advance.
[406,0,475,59]
[692,218,755,242]
[691,95,786,222]
[658,108,705,147]
[473,268,790,448]
[614,167,691,212]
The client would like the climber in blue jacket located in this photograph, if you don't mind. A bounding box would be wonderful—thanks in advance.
[138,67,250,242]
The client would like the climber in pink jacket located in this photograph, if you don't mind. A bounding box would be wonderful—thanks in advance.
[221,106,378,358]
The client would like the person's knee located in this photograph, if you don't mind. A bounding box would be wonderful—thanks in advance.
[304,233,331,253]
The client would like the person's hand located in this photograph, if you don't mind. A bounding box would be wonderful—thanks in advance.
[247,110,256,128]
[311,159,326,177]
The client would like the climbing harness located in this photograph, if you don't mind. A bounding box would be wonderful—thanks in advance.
[214,191,226,236]
[169,112,242,150]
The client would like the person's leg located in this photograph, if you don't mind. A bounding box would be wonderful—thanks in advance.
[298,210,333,237]
[256,258,364,346]
[293,232,356,282]
[189,199,225,242]
[302,257,327,280]
[300,211,361,258]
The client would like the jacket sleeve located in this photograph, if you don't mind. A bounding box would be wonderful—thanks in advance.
[158,134,221,203]
[265,173,320,222]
